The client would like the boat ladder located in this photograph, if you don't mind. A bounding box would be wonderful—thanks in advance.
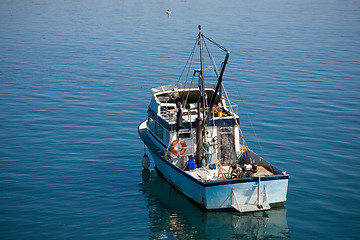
[231,177,270,212]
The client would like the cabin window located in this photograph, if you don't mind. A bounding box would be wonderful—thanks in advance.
[148,107,166,141]
[161,106,175,111]
[155,122,163,140]
[163,129,169,143]
[179,132,191,138]
[148,117,155,132]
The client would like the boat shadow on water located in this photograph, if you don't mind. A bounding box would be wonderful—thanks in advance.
[140,169,290,239]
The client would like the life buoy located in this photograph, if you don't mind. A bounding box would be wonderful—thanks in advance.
[170,139,187,155]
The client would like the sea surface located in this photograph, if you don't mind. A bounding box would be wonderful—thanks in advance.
[1,0,359,239]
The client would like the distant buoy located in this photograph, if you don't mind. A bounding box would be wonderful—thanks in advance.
[142,153,150,168]
[166,9,171,16]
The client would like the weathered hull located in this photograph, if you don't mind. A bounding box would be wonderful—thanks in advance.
[139,121,288,211]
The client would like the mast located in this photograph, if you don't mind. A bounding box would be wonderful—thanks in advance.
[196,25,204,167]
[198,25,207,117]
[199,25,205,103]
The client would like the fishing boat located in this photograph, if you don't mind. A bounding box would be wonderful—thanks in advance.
[138,26,288,212]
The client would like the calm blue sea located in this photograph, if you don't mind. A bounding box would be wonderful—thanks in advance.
[1,0,359,239]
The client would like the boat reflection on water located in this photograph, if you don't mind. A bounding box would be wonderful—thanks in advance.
[140,169,290,239]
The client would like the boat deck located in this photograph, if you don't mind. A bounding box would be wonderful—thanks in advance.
[185,166,274,182]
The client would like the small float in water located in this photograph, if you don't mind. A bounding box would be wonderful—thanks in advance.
[138,26,288,212]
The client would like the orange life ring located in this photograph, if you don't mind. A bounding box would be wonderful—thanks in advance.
[170,139,187,155]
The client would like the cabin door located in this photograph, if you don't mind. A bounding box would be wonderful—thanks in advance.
[218,126,236,165]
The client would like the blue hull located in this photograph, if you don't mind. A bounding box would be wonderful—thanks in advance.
[139,121,288,210]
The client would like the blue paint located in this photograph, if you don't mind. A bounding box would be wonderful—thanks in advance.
[0,0,359,239]
[188,159,196,171]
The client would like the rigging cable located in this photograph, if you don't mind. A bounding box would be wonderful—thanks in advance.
[180,48,196,100]
[202,34,227,52]
[183,72,196,107]
[222,84,247,147]
[179,38,198,101]
[227,62,264,156]
[203,37,220,78]
[177,39,197,85]
[202,34,251,150]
